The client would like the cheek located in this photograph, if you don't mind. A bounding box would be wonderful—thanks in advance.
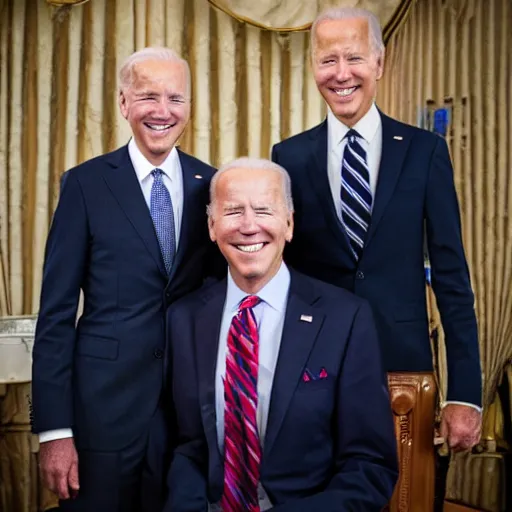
[314,69,331,87]
[127,105,151,125]
[173,106,190,123]
[215,221,239,240]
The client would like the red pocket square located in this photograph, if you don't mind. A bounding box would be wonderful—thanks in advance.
[302,367,328,382]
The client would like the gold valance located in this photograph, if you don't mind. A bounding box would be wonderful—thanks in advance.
[208,0,414,42]
[45,0,90,5]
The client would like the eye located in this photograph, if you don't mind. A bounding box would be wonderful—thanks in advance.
[255,209,272,216]
[169,96,186,105]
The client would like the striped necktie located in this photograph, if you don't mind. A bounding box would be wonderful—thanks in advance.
[340,129,372,260]
[221,295,261,512]
[150,168,176,274]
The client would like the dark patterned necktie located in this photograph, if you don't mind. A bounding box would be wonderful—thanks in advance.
[340,129,372,260]
[221,295,261,512]
[150,168,176,274]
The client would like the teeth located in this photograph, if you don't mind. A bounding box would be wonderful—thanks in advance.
[237,243,264,253]
[147,124,171,131]
[335,87,356,96]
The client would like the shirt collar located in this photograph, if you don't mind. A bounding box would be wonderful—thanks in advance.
[225,262,291,314]
[327,102,381,147]
[128,137,179,182]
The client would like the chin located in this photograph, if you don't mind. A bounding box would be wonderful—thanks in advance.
[241,268,263,281]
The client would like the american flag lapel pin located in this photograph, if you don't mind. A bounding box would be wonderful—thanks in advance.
[300,314,313,323]
[393,136,403,140]
[194,174,203,179]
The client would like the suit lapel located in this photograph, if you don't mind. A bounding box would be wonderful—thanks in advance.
[365,112,411,248]
[102,146,167,278]
[168,150,207,283]
[195,282,226,465]
[263,272,324,459]
[307,121,354,255]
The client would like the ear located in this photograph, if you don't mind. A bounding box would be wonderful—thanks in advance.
[285,212,294,243]
[208,214,216,243]
[119,90,129,119]
[375,51,385,81]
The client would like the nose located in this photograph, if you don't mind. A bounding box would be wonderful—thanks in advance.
[239,210,259,235]
[153,98,172,118]
[334,61,351,82]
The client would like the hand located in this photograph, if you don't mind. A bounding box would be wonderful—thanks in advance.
[440,403,482,452]
[39,437,80,500]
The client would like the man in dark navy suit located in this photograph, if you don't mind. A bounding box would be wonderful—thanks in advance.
[165,158,397,511]
[272,7,482,451]
[31,47,222,511]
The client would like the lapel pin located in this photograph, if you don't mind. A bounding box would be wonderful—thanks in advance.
[194,174,203,179]
[300,314,313,323]
[393,136,403,140]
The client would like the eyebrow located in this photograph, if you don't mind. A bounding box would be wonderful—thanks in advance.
[134,90,158,97]
[222,204,243,211]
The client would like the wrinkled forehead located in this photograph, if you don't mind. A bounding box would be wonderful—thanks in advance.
[216,169,286,205]
[129,59,188,89]
[313,17,371,54]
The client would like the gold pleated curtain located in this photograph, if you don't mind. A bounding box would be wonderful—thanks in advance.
[0,0,511,510]
[379,0,512,411]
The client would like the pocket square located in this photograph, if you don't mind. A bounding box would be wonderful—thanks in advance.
[302,367,328,382]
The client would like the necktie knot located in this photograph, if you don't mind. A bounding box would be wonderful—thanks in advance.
[239,295,261,311]
[345,129,361,144]
[151,168,164,179]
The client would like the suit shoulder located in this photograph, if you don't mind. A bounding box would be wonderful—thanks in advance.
[166,279,225,319]
[382,114,443,147]
[62,146,126,181]
[273,123,323,151]
[178,150,216,179]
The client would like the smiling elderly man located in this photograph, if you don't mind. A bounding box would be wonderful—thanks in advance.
[164,157,398,512]
[31,47,223,512]
[272,6,482,453]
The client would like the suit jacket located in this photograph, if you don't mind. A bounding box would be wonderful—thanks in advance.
[272,112,482,406]
[31,145,223,451]
[166,270,398,512]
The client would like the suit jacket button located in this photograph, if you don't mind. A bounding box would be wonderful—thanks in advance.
[154,348,164,359]
[356,270,365,280]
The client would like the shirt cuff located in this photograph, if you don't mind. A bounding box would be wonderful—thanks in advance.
[442,400,482,413]
[39,428,74,443]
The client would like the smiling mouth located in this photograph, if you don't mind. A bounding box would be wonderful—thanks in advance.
[235,243,265,253]
[145,123,175,131]
[333,86,358,97]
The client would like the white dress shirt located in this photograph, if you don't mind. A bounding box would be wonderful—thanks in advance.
[327,102,382,219]
[212,262,291,511]
[39,140,184,444]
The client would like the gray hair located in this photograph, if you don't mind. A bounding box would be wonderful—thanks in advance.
[118,47,191,97]
[311,7,385,60]
[207,157,294,216]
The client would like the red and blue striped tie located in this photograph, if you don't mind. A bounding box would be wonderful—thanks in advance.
[221,295,261,512]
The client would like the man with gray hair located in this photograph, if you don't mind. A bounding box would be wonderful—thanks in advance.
[31,46,223,511]
[165,157,398,511]
[272,2,482,487]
